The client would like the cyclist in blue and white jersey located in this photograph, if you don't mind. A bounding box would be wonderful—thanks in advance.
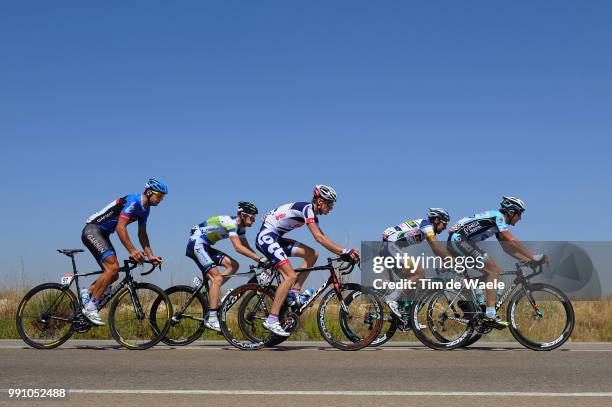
[256,185,360,336]
[382,208,452,317]
[187,201,267,331]
[80,178,168,326]
[447,196,547,328]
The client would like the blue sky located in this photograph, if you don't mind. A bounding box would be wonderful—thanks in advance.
[1,1,610,287]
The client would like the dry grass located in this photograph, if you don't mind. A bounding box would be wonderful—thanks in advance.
[1,287,611,342]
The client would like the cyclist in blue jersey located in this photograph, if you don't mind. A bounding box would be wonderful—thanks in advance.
[80,178,168,326]
[187,201,268,331]
[256,185,360,336]
[447,196,547,328]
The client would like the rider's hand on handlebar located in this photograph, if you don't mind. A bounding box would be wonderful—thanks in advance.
[528,254,548,268]
[257,256,271,269]
[340,248,360,263]
[148,255,163,266]
[130,250,146,263]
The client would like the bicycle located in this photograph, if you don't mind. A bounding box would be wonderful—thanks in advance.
[150,265,261,346]
[16,249,172,350]
[219,258,384,351]
[410,260,575,351]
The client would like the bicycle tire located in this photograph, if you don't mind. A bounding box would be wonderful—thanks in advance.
[151,285,207,346]
[507,283,574,351]
[16,283,77,349]
[108,282,172,350]
[411,289,475,350]
[317,283,383,351]
[219,284,276,350]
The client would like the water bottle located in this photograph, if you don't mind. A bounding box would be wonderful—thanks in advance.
[298,288,315,305]
[80,288,90,306]
[257,269,273,286]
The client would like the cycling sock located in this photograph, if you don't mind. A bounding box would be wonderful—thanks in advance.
[85,297,99,311]
[208,309,218,319]
[267,314,279,323]
[485,307,496,318]
[289,290,299,297]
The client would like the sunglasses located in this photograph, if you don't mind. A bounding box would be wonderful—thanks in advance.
[151,191,165,199]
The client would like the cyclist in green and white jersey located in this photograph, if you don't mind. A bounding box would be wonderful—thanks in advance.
[381,208,452,317]
[187,201,269,331]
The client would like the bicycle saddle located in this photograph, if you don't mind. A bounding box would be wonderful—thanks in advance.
[57,249,84,256]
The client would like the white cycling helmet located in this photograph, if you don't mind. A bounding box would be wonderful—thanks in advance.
[500,196,526,213]
[313,184,337,202]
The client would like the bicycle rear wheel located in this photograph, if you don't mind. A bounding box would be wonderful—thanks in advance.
[508,283,574,351]
[317,283,383,351]
[16,283,77,349]
[151,285,207,346]
[108,283,172,350]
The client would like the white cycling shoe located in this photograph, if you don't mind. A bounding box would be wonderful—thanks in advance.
[263,320,290,337]
[82,308,104,326]
[204,318,221,332]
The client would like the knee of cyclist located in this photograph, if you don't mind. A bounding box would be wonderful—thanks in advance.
[307,249,318,264]
[230,260,240,272]
[210,273,223,286]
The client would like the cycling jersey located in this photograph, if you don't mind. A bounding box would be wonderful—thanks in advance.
[448,210,508,242]
[383,219,435,245]
[86,194,150,233]
[190,216,246,245]
[261,202,318,235]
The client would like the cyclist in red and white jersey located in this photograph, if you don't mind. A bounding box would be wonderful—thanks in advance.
[256,185,360,336]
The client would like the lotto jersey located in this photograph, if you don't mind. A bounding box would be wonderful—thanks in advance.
[190,215,246,245]
[261,202,318,235]
[86,193,149,233]
[449,210,509,241]
[383,218,435,245]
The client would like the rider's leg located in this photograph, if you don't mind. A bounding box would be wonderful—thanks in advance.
[290,245,318,291]
[88,255,120,308]
[270,261,297,316]
[218,256,240,285]
[481,256,502,317]
[206,267,224,310]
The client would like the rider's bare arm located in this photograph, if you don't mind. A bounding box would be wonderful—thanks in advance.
[137,223,156,259]
[307,222,344,255]
[229,235,261,262]
[425,235,452,258]
[497,230,535,261]
[116,217,138,255]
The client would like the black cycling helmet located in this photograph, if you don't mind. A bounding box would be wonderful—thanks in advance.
[238,201,258,215]
[427,208,450,223]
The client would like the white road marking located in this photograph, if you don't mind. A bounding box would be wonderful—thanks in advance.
[65,389,612,397]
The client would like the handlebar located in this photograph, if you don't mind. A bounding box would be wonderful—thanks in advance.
[124,259,160,276]
[327,257,359,275]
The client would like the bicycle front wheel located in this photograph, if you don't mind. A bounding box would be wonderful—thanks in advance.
[16,283,77,349]
[109,283,172,350]
[411,289,475,350]
[151,285,208,346]
[508,283,574,351]
[220,284,276,350]
[317,283,383,351]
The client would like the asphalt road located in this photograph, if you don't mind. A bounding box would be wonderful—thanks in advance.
[1,340,612,406]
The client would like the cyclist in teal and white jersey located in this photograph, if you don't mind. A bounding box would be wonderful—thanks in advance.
[187,201,267,331]
[81,178,167,326]
[256,185,360,336]
[447,196,548,328]
[382,208,452,317]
